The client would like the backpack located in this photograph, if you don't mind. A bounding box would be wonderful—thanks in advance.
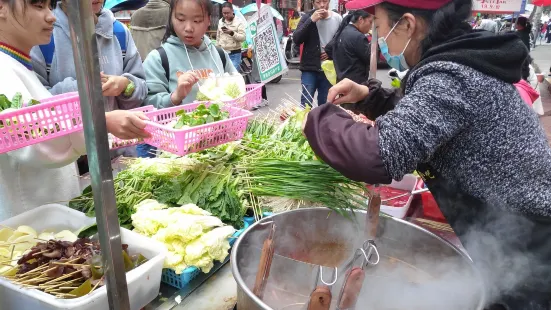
[156,45,227,82]
[39,20,127,78]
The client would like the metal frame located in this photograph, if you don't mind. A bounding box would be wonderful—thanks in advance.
[369,24,378,79]
[66,1,130,309]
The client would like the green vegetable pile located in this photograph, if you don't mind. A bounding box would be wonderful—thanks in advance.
[69,104,367,229]
[173,103,229,129]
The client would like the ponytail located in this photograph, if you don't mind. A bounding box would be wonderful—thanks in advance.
[329,10,371,50]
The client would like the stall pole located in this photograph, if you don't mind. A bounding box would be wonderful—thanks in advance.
[66,1,131,309]
[369,23,378,79]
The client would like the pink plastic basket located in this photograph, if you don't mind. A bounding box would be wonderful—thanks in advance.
[197,83,263,110]
[143,102,253,156]
[109,105,157,150]
[0,92,82,154]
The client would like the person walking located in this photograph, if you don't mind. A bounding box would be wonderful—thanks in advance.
[130,0,170,62]
[325,10,373,83]
[216,2,246,71]
[294,0,342,106]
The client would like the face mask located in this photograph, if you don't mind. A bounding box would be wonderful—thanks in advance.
[377,20,411,71]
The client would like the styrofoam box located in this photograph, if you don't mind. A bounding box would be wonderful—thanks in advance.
[368,174,419,219]
[0,204,166,310]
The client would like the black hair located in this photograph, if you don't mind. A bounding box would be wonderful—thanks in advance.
[1,0,54,24]
[380,0,473,56]
[221,1,232,10]
[326,10,370,54]
[516,16,532,33]
[163,0,213,42]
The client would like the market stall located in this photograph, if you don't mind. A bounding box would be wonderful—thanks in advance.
[0,1,506,310]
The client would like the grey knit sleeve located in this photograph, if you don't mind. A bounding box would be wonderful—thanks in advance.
[376,68,474,181]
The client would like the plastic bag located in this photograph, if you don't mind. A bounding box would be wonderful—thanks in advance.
[321,60,337,85]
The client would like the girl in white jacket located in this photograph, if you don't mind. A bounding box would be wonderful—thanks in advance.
[0,0,149,221]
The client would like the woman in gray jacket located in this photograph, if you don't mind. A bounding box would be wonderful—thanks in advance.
[30,0,147,113]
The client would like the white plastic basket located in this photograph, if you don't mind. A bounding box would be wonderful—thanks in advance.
[0,204,166,310]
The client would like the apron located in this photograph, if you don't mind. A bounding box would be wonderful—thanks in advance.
[417,163,551,310]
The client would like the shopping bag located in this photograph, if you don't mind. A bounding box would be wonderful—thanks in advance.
[321,60,337,85]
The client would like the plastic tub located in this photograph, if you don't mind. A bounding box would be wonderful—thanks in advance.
[366,174,419,218]
[143,102,253,156]
[0,204,166,310]
[0,92,83,154]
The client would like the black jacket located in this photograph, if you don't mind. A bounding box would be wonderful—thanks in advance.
[293,10,322,72]
[325,24,371,84]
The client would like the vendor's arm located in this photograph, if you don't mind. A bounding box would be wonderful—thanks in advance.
[305,70,471,183]
[330,78,401,120]
[30,46,78,95]
[143,49,173,108]
[116,29,147,109]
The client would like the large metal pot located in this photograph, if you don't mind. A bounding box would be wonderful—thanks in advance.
[231,208,486,310]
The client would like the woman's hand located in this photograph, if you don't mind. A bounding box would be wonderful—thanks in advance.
[327,78,369,105]
[171,71,200,105]
[106,110,150,140]
[101,72,130,97]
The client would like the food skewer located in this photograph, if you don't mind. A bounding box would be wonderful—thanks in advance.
[253,222,276,299]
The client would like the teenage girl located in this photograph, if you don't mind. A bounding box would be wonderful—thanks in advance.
[0,0,149,221]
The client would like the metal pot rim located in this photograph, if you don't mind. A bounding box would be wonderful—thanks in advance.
[231,207,486,310]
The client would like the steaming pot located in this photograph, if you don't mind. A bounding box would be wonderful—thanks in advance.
[231,208,486,310]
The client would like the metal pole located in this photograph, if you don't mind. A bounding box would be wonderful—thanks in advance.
[65,1,131,309]
[369,23,378,79]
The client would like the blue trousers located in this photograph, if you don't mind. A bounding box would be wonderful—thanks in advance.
[136,143,157,158]
[300,71,331,107]
[228,53,242,71]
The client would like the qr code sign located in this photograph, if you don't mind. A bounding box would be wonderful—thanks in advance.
[254,27,280,73]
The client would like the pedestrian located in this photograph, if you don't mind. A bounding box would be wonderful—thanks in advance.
[515,16,532,51]
[546,19,551,43]
[130,0,170,158]
[0,0,150,221]
[303,0,551,308]
[143,0,237,108]
[31,0,148,168]
[293,0,342,106]
[216,2,246,71]
[130,0,170,62]
[288,10,300,32]
[325,10,373,83]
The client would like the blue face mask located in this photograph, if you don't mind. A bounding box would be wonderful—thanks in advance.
[377,21,411,71]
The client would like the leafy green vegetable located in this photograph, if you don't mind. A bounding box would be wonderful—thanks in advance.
[10,93,22,109]
[0,95,10,111]
[173,103,229,129]
[68,279,92,297]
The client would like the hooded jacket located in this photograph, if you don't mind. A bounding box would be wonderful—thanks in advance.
[130,0,170,61]
[143,35,237,108]
[30,7,147,112]
[304,30,551,305]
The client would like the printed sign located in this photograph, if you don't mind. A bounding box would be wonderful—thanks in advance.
[249,5,288,83]
[472,0,523,13]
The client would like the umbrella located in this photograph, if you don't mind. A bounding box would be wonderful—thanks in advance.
[533,0,551,6]
[240,3,284,20]
[104,0,147,12]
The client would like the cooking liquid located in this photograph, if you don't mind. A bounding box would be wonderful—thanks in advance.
[286,241,350,268]
[259,255,478,310]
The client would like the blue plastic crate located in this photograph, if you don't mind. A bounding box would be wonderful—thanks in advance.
[161,220,250,289]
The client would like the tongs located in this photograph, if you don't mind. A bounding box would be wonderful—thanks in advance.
[253,222,276,299]
[307,265,337,310]
[336,190,382,310]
